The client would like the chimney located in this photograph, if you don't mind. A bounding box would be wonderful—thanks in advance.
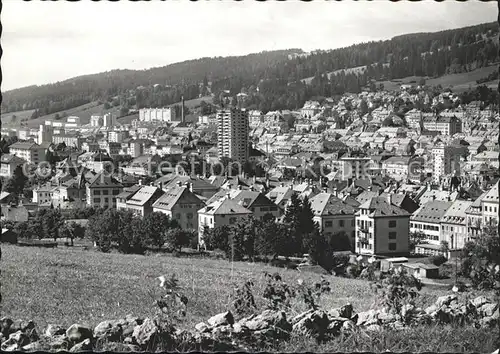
[181,96,185,123]
[176,181,182,187]
[386,193,392,205]
[333,187,338,197]
[138,179,142,186]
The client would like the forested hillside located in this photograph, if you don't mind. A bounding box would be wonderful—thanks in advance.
[2,22,498,116]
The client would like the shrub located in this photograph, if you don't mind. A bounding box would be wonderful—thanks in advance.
[429,255,447,266]
[371,267,422,316]
[232,280,257,316]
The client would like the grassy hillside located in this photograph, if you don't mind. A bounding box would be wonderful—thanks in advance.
[375,65,498,92]
[1,109,36,127]
[1,95,213,129]
[2,244,491,332]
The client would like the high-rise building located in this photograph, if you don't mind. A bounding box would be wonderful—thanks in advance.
[432,143,461,181]
[216,108,249,164]
[103,113,116,127]
[38,124,53,144]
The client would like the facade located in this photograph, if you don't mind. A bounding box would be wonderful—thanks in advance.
[381,156,423,181]
[340,156,371,180]
[116,185,164,217]
[410,200,452,245]
[432,143,461,181]
[423,116,462,135]
[309,193,357,244]
[9,141,47,165]
[440,200,473,250]
[216,108,249,164]
[90,115,103,127]
[355,195,411,256]
[139,108,176,122]
[481,181,499,226]
[197,198,252,248]
[38,124,53,145]
[152,183,205,231]
[103,113,116,127]
[465,191,487,239]
[52,134,85,149]
[86,172,123,208]
[33,184,56,205]
[0,154,26,177]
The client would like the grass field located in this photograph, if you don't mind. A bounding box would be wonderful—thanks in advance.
[376,65,498,92]
[1,95,213,129]
[1,244,493,332]
[0,109,36,127]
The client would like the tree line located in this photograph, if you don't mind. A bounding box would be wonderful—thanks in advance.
[2,22,497,115]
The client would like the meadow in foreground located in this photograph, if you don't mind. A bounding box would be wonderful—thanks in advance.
[2,244,498,352]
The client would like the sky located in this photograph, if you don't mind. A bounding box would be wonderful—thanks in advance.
[1,0,497,92]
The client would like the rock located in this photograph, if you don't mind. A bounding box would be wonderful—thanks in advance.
[94,320,123,341]
[479,316,497,328]
[0,333,4,344]
[401,304,415,319]
[194,322,211,333]
[211,325,232,337]
[239,310,291,339]
[341,320,356,333]
[292,310,330,338]
[328,304,353,320]
[435,294,458,308]
[66,324,93,343]
[291,309,314,325]
[479,303,499,318]
[378,311,398,324]
[491,308,499,320]
[388,321,405,330]
[69,338,92,352]
[6,331,30,347]
[207,311,234,327]
[21,341,43,351]
[123,336,134,344]
[232,323,250,336]
[365,324,382,332]
[425,304,438,315]
[1,318,13,336]
[471,296,490,309]
[356,309,379,326]
[45,324,66,337]
[132,318,158,346]
[1,343,19,352]
[47,334,70,350]
[102,342,142,352]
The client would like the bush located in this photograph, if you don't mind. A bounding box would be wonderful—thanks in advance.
[429,255,447,266]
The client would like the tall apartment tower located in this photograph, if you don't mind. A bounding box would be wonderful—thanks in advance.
[216,108,249,164]
[432,143,461,182]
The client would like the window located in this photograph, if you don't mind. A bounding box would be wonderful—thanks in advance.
[103,190,109,195]
[187,213,193,219]
[351,220,355,227]
[229,217,237,225]
[389,243,397,251]
[389,232,397,239]
[93,198,101,203]
[113,189,120,195]
[389,220,397,228]
[176,214,181,220]
[325,221,333,227]
[94,190,101,196]
[339,220,345,227]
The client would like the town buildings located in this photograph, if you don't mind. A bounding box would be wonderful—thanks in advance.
[216,108,249,164]
[9,141,47,165]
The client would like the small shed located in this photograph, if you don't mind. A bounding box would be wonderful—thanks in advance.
[1,228,18,244]
[402,262,439,279]
[380,257,409,272]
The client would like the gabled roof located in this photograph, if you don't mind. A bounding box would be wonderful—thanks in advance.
[116,185,142,200]
[441,200,473,225]
[0,153,26,165]
[207,189,275,209]
[358,196,411,217]
[127,186,163,206]
[9,141,39,150]
[199,197,252,216]
[309,193,357,216]
[482,181,499,204]
[411,200,453,223]
[87,172,123,188]
[152,186,204,211]
[266,185,296,207]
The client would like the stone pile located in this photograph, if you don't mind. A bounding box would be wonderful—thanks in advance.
[1,295,497,352]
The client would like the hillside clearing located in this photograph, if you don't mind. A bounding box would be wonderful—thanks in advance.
[1,95,213,129]
[376,65,498,92]
[2,244,492,333]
